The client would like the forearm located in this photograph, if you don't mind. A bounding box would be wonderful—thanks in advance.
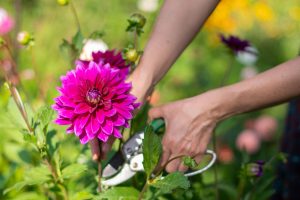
[133,0,219,88]
[206,57,300,121]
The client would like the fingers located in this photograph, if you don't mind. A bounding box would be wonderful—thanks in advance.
[89,138,100,161]
[101,137,115,160]
[148,106,164,121]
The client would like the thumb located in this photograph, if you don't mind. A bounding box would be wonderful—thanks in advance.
[148,106,165,121]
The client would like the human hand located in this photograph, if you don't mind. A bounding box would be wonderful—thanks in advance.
[149,91,224,172]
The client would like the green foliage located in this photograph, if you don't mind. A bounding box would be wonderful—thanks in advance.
[151,172,190,195]
[183,156,197,169]
[4,165,51,194]
[142,125,162,178]
[61,163,87,179]
[97,187,140,200]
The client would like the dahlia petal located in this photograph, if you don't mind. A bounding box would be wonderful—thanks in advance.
[113,128,122,138]
[55,118,71,125]
[97,132,109,142]
[91,116,100,133]
[85,62,98,83]
[117,108,132,120]
[86,121,96,139]
[133,102,141,109]
[115,83,132,95]
[58,96,76,107]
[79,114,90,129]
[96,110,105,124]
[79,134,89,144]
[112,114,125,126]
[66,125,74,134]
[58,109,74,118]
[74,103,90,114]
[104,108,117,117]
[124,121,130,128]
[74,119,83,136]
[101,120,113,135]
[52,104,61,111]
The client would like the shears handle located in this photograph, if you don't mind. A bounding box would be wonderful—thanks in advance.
[184,149,217,177]
[150,118,165,132]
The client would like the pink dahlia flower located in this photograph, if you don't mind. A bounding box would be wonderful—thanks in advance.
[77,50,130,78]
[53,60,139,144]
[0,8,14,35]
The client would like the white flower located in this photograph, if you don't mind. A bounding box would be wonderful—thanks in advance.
[137,0,158,13]
[236,46,258,66]
[79,39,108,61]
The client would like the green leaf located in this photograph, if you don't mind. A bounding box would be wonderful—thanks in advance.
[3,181,27,194]
[4,165,52,194]
[36,106,54,130]
[24,165,52,185]
[142,125,162,177]
[62,163,87,179]
[72,30,84,51]
[71,191,94,200]
[152,172,190,194]
[183,156,197,169]
[97,187,139,200]
[6,97,27,129]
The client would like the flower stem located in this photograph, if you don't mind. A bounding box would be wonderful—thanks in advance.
[5,79,33,134]
[138,183,148,200]
[237,178,245,200]
[69,0,81,31]
[98,159,102,193]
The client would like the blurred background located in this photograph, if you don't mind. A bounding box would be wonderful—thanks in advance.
[1,0,300,199]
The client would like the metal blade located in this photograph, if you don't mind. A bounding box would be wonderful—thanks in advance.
[102,163,136,186]
[103,150,125,178]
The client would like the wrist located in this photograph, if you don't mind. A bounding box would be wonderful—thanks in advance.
[194,87,241,123]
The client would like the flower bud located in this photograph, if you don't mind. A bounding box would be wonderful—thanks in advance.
[129,13,146,28]
[57,0,69,6]
[125,48,139,62]
[246,160,265,177]
[17,31,34,47]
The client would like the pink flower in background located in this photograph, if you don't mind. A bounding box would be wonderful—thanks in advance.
[217,144,234,164]
[236,129,260,154]
[0,8,14,35]
[53,57,139,144]
[253,115,278,141]
[77,50,130,78]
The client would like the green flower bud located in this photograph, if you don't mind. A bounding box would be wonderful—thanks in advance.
[125,48,139,63]
[57,0,69,6]
[17,31,34,47]
[129,13,146,28]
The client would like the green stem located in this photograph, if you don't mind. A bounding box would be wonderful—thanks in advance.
[237,178,245,200]
[138,183,149,200]
[98,159,102,193]
[69,0,81,31]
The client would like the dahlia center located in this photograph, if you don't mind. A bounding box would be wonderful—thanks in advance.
[86,88,102,105]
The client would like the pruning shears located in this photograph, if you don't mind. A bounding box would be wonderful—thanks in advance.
[102,119,217,186]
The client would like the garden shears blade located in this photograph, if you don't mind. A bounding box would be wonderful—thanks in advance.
[101,119,217,186]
